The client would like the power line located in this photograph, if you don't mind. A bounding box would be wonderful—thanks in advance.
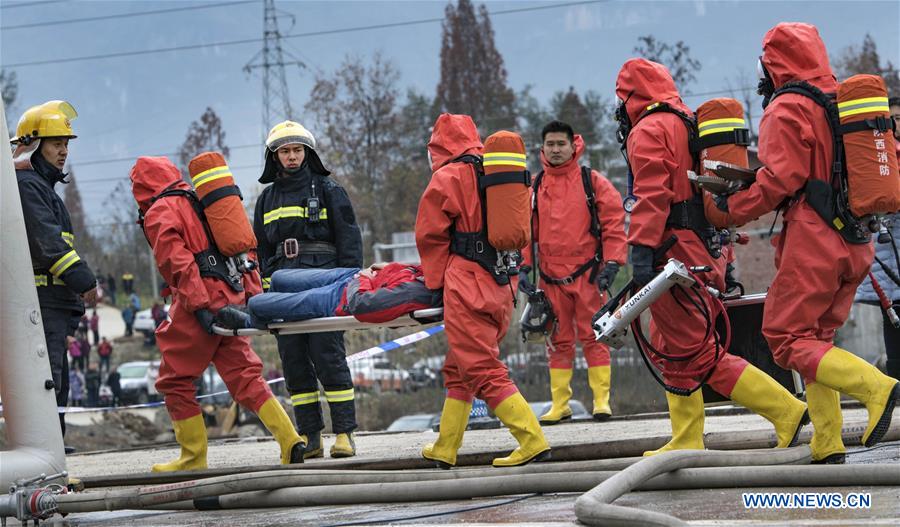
[0,0,257,31]
[1,0,68,10]
[72,143,261,168]
[4,0,609,69]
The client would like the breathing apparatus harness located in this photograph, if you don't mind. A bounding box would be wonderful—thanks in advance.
[768,80,891,244]
[615,95,738,259]
[138,182,252,293]
[447,154,524,300]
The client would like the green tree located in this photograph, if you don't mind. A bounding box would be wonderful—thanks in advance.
[436,0,516,131]
[833,33,900,96]
[633,35,702,90]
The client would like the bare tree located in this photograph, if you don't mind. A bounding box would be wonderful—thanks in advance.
[1,69,19,131]
[633,35,702,90]
[306,52,401,248]
[176,107,230,173]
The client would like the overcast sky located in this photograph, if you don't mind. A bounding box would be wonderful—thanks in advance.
[2,0,898,229]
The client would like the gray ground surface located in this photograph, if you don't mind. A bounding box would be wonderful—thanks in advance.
[7,407,898,526]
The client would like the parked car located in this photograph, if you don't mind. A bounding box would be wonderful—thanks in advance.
[117,360,160,404]
[349,358,409,392]
[528,399,591,420]
[386,413,440,432]
[405,365,439,390]
[134,304,169,337]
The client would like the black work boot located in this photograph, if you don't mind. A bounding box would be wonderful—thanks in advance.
[301,431,323,459]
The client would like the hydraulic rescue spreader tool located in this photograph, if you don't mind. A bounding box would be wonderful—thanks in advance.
[592,258,696,349]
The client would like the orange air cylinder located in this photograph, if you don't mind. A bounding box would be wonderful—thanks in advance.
[482,130,531,251]
[696,98,751,227]
[188,152,257,256]
[837,74,900,217]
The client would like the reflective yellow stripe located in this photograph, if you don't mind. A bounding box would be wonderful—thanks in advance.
[646,102,662,111]
[49,250,80,277]
[324,388,355,403]
[262,277,271,290]
[191,166,232,188]
[263,206,328,225]
[61,231,75,247]
[697,117,746,137]
[839,104,891,118]
[483,153,527,168]
[291,391,320,406]
[837,96,889,109]
[34,274,65,287]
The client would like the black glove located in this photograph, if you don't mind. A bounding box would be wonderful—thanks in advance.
[713,193,730,212]
[195,308,216,335]
[518,270,536,297]
[630,245,656,289]
[596,262,620,292]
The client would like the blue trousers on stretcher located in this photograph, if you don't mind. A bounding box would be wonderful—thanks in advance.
[248,267,360,324]
[254,267,360,435]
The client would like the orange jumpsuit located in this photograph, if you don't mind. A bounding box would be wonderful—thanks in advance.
[415,114,520,408]
[526,135,627,369]
[726,24,874,380]
[131,157,271,421]
[617,58,749,393]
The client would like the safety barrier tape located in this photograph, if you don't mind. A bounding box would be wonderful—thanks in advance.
[0,324,446,416]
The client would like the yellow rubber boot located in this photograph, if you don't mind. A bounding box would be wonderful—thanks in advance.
[644,390,705,456]
[587,365,613,421]
[492,392,551,467]
[806,382,846,464]
[539,368,574,425]
[423,398,472,469]
[728,364,809,448]
[330,433,356,458]
[151,414,208,472]
[815,347,900,447]
[257,397,305,464]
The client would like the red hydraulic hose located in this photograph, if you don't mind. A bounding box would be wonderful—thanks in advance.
[869,272,900,328]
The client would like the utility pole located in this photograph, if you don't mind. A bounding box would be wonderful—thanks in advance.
[244,0,305,140]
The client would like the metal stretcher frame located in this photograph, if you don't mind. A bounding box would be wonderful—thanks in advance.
[212,307,445,337]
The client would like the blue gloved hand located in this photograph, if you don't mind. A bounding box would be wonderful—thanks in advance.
[194,308,216,335]
[518,270,536,297]
[630,245,656,289]
[713,193,730,212]
[596,262,620,292]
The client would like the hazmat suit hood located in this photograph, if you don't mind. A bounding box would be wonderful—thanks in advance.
[615,58,691,127]
[427,113,484,172]
[130,156,191,214]
[540,134,586,174]
[761,23,836,92]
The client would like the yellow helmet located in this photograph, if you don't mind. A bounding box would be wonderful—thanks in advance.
[265,120,315,152]
[11,100,78,145]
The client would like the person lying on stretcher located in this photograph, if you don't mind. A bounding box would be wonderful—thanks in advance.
[215,263,443,329]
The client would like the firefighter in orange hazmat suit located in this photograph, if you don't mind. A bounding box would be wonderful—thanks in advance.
[615,58,808,455]
[130,156,304,471]
[713,23,900,463]
[522,120,627,424]
[416,114,550,468]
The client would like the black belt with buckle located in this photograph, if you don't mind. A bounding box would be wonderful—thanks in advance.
[276,239,337,259]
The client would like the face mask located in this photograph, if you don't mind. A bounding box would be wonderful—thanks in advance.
[756,57,775,110]
[614,91,634,146]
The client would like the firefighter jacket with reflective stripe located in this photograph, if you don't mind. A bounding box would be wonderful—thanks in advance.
[254,164,363,282]
[17,168,96,313]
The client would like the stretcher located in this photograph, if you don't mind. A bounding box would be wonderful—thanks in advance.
[212,307,444,337]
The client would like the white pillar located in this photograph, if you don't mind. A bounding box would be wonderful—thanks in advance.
[0,99,67,489]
